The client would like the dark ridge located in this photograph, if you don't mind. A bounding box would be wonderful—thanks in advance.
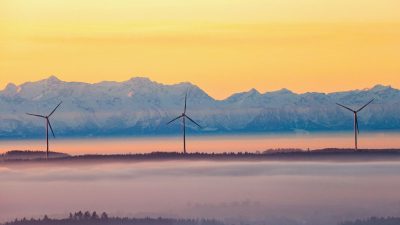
[340,216,400,225]
[2,149,400,164]
[1,211,225,225]
[1,150,70,160]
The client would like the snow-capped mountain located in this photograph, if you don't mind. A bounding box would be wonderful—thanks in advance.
[0,76,399,138]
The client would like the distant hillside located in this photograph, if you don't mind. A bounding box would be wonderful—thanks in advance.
[340,217,400,225]
[4,213,400,225]
[2,211,225,225]
[0,150,69,160]
[2,149,400,163]
[0,76,400,138]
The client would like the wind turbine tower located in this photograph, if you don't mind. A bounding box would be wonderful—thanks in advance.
[336,99,374,151]
[167,92,201,154]
[26,101,62,159]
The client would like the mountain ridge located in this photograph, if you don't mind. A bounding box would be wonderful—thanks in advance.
[3,76,395,100]
[0,76,399,138]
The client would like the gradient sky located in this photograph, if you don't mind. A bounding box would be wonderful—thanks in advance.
[1,0,400,99]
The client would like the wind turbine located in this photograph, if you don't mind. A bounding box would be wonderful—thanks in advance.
[167,92,201,154]
[336,99,374,151]
[26,101,62,159]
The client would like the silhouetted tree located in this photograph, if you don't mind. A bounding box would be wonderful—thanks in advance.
[83,211,91,220]
[91,211,99,220]
[100,212,108,220]
[75,211,83,220]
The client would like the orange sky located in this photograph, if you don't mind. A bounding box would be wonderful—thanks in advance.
[1,0,400,99]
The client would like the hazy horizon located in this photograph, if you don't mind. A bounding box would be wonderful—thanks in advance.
[1,132,400,155]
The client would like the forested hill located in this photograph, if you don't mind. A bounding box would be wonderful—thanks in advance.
[4,212,400,225]
[340,217,400,225]
[2,211,225,225]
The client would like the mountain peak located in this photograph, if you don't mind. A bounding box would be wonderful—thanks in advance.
[3,83,18,95]
[239,88,261,97]
[40,75,63,85]
[125,77,156,86]
[128,77,151,82]
[248,88,260,95]
[47,75,61,82]
[175,81,196,87]
[225,88,261,102]
[270,88,293,94]
[370,84,392,91]
[5,82,17,90]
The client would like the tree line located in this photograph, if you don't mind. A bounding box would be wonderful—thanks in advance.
[3,211,225,225]
[340,216,400,225]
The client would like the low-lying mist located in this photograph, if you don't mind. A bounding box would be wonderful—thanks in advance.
[1,161,400,225]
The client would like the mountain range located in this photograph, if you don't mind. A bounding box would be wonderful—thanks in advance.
[0,76,399,138]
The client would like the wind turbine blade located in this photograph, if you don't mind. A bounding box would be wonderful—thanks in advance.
[336,103,354,112]
[167,115,183,125]
[356,99,374,112]
[48,101,62,117]
[185,115,202,128]
[48,119,56,138]
[355,114,360,134]
[26,113,46,118]
[184,91,187,114]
